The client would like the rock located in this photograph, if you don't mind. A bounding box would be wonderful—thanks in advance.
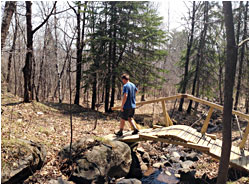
[163,161,172,167]
[1,140,46,184]
[48,178,70,184]
[180,156,186,161]
[142,152,151,164]
[175,174,180,178]
[137,147,145,154]
[117,178,142,184]
[186,152,199,161]
[172,151,181,159]
[59,138,132,184]
[153,162,164,169]
[160,155,167,161]
[169,156,180,164]
[180,160,194,169]
[165,170,172,176]
[140,162,148,171]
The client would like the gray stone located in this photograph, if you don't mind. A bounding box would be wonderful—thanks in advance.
[169,156,180,163]
[180,160,194,169]
[163,161,172,167]
[186,152,199,161]
[48,178,70,184]
[172,151,181,159]
[117,178,142,184]
[137,147,145,154]
[1,140,46,184]
[153,162,164,169]
[59,138,132,184]
[160,155,167,161]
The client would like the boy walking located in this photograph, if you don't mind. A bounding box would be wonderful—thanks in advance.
[115,74,139,136]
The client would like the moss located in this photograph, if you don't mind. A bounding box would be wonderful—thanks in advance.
[38,126,50,137]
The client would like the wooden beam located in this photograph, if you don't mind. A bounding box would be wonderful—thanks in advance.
[205,133,217,140]
[111,94,248,121]
[185,94,249,120]
[201,107,214,134]
[239,122,249,149]
[111,94,183,110]
[161,100,169,127]
[153,125,163,129]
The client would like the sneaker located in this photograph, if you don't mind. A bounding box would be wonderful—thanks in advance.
[132,129,139,135]
[115,130,123,137]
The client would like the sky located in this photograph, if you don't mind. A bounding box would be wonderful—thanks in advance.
[157,0,188,31]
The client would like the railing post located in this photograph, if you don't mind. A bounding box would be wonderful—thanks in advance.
[161,100,173,127]
[201,107,214,134]
[239,122,249,149]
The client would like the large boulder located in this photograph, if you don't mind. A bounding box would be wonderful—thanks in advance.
[59,137,132,183]
[116,178,142,184]
[1,139,46,184]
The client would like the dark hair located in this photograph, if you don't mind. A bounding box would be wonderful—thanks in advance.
[121,73,129,80]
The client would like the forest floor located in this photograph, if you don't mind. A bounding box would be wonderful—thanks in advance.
[1,84,249,184]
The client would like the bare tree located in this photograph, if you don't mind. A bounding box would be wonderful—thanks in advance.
[23,1,56,102]
[1,1,16,50]
[234,1,249,110]
[178,1,196,111]
[6,11,18,92]
[217,2,238,183]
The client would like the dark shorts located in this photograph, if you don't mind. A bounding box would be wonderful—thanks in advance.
[121,108,135,121]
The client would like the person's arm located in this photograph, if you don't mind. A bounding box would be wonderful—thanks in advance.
[121,93,128,112]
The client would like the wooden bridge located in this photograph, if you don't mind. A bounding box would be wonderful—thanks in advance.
[107,94,249,172]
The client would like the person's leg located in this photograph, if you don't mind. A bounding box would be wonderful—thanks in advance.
[120,118,125,131]
[115,110,128,136]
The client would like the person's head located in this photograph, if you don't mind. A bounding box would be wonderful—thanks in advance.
[121,73,129,84]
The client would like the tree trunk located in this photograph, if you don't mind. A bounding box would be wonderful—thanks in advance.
[109,3,117,112]
[36,23,48,102]
[91,72,97,110]
[217,2,237,183]
[218,49,223,105]
[23,1,33,103]
[105,55,111,112]
[74,2,82,105]
[234,1,248,110]
[187,1,208,114]
[245,90,249,114]
[74,2,86,105]
[1,1,16,50]
[7,11,18,92]
[178,1,196,111]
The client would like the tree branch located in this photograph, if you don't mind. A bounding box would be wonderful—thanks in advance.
[32,2,57,34]
[238,38,249,47]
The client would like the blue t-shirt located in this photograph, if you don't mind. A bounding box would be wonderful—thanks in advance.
[123,82,138,109]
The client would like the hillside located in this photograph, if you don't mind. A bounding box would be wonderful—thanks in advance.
[1,84,249,184]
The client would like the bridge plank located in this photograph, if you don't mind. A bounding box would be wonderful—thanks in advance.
[178,126,191,141]
[188,130,198,143]
[203,136,212,147]
[185,127,196,142]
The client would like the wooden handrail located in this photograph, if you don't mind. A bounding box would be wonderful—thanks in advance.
[112,94,249,121]
[184,94,249,120]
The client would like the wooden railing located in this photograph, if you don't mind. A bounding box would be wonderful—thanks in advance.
[112,94,249,149]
